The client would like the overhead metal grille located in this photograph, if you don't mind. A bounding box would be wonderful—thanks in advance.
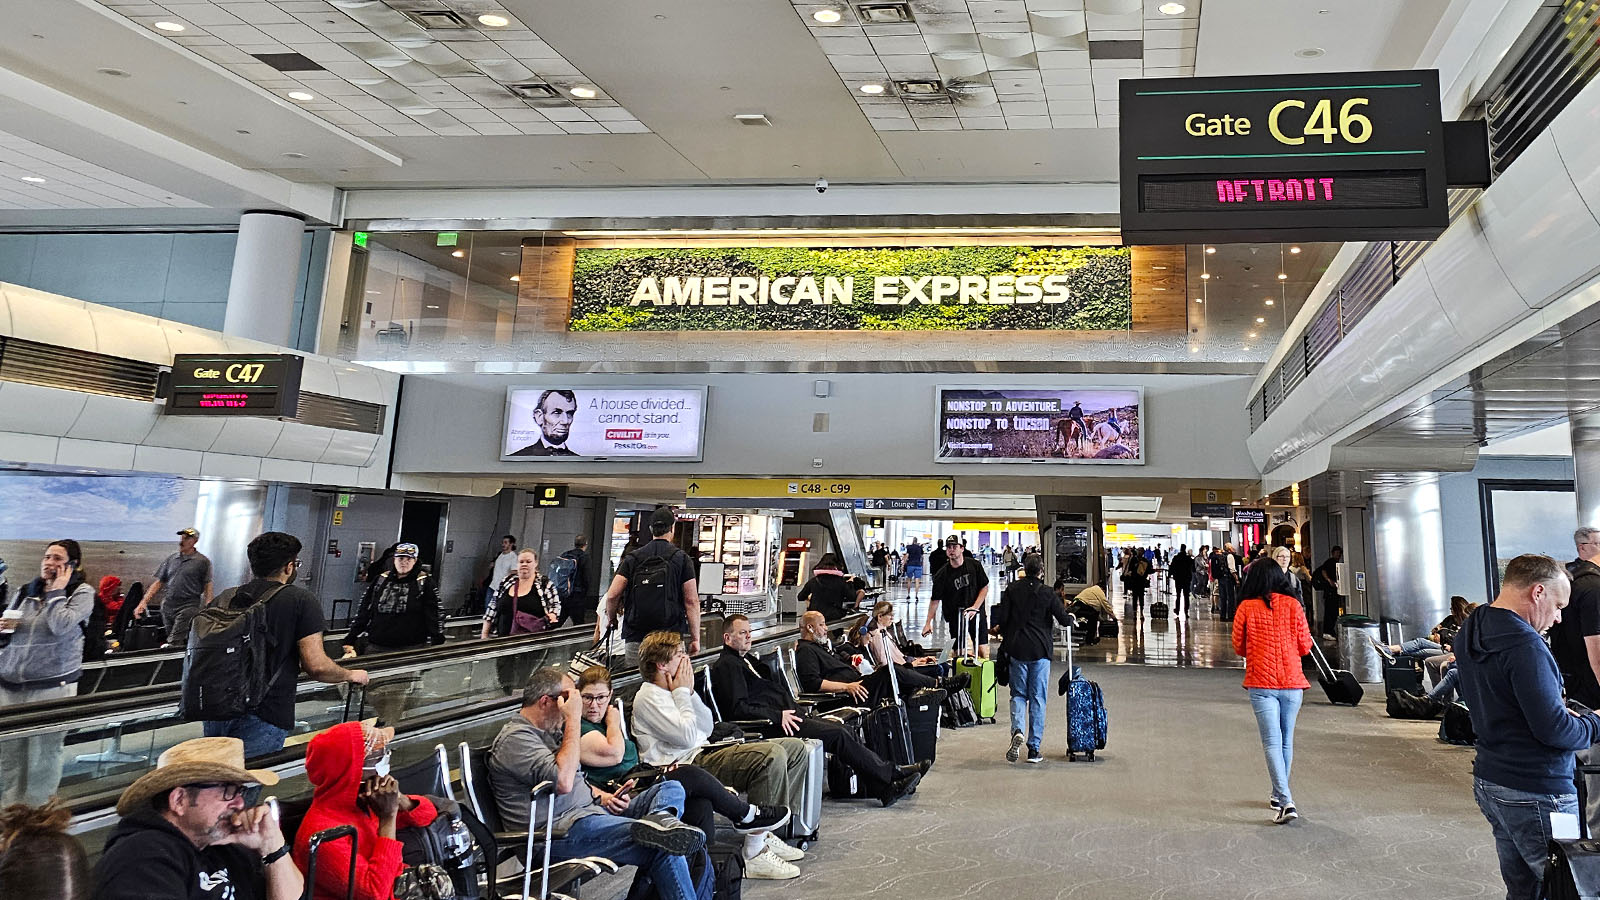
[1262,367,1285,418]
[1338,242,1399,328]
[1304,293,1343,371]
[1280,334,1308,396]
[1248,394,1263,431]
[0,336,160,401]
[0,337,385,435]
[295,392,386,435]
[1487,1,1600,175]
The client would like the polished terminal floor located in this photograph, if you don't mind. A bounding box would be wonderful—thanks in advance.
[659,572,1499,899]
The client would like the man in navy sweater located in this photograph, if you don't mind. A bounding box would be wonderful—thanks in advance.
[1457,553,1600,900]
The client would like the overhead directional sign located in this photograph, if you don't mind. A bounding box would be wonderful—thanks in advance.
[166,353,304,418]
[1120,70,1449,243]
[685,478,955,510]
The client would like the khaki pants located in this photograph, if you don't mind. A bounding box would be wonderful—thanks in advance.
[695,736,810,814]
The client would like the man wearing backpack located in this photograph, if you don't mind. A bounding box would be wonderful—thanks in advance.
[553,536,593,625]
[597,507,698,667]
[186,532,368,758]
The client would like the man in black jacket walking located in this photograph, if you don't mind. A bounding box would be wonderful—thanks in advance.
[990,556,1074,763]
[1168,546,1195,617]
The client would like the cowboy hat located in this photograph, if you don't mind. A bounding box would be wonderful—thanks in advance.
[116,737,279,816]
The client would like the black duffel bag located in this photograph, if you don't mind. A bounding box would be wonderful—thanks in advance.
[1385,690,1442,720]
[1437,701,1476,746]
[1548,838,1600,900]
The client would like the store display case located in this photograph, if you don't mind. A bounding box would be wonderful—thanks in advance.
[690,512,782,615]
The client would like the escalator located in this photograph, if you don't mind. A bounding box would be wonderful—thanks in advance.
[54,617,807,861]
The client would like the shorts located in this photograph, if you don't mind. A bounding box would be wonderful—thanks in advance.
[905,565,924,579]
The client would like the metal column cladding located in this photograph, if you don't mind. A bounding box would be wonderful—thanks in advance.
[1119,70,1449,244]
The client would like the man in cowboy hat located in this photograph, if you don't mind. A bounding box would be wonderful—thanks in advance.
[94,737,302,900]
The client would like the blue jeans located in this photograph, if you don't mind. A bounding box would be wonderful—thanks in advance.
[1398,638,1445,661]
[1426,662,1459,701]
[1008,658,1050,753]
[552,781,697,900]
[1473,776,1577,900]
[1247,688,1303,807]
[204,714,290,759]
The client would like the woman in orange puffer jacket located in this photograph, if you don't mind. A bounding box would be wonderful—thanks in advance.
[1231,561,1314,826]
[294,722,437,900]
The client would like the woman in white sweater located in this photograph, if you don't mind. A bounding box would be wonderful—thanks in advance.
[629,631,810,866]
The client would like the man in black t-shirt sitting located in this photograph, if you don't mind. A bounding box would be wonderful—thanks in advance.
[794,611,945,704]
[597,506,699,667]
[195,532,368,758]
[95,736,300,900]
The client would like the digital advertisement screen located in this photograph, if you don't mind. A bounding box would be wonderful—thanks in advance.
[935,387,1144,464]
[502,386,707,461]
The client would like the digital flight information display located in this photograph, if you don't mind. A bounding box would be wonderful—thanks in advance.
[165,353,304,418]
[1140,171,1428,212]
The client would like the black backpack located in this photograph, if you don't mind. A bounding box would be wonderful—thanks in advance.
[627,547,683,631]
[179,583,287,721]
[399,797,481,900]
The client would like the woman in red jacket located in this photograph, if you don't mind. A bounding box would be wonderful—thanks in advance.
[294,722,438,900]
[1230,561,1314,825]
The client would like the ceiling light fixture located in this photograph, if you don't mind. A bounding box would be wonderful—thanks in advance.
[477,13,510,27]
[1193,297,1202,304]
[1255,316,1265,323]
[1247,333,1257,339]
[451,249,465,258]
[1158,2,1186,14]
[1289,246,1302,254]
[19,176,45,184]
[859,83,885,94]
[1200,272,1210,280]
[287,90,315,101]
[97,67,132,78]
[154,21,186,32]
[813,8,843,23]
[1264,299,1274,306]
[1204,246,1216,254]
[510,275,521,282]
[1295,47,1325,59]
[1277,272,1288,280]
[282,151,307,159]
[570,86,597,99]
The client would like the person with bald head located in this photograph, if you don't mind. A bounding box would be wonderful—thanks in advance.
[793,610,943,704]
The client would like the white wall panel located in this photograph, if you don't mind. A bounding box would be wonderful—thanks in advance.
[319,432,380,467]
[4,285,93,352]
[259,457,315,484]
[144,415,228,452]
[311,463,361,485]
[1477,132,1600,307]
[55,437,137,471]
[0,382,88,437]
[1420,210,1530,337]
[298,358,342,398]
[267,422,335,463]
[199,452,263,480]
[65,395,158,445]
[0,431,57,464]
[332,366,386,406]
[131,444,204,476]
[209,418,287,457]
[88,304,172,362]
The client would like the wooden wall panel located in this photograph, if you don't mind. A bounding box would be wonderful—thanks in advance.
[1130,245,1187,334]
[515,236,576,337]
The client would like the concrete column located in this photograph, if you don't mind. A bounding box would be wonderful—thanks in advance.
[223,210,306,344]
[1573,410,1600,529]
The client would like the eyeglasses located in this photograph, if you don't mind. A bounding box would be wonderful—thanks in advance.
[579,691,613,703]
[189,782,259,804]
[545,690,571,703]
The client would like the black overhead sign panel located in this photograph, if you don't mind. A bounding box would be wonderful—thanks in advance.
[166,353,304,417]
[1119,70,1449,244]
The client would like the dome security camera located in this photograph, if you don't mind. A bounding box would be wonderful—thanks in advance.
[814,177,828,194]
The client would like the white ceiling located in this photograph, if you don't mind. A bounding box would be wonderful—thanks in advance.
[0,0,1461,221]
[0,127,203,209]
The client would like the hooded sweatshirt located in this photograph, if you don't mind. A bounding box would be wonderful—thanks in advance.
[1456,604,1600,795]
[94,809,261,900]
[294,722,437,900]
[0,574,92,689]
[346,568,444,650]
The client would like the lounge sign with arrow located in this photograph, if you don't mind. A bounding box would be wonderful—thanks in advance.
[685,478,956,511]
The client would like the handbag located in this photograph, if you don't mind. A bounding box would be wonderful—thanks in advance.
[393,864,457,900]
[511,609,548,635]
[569,626,618,678]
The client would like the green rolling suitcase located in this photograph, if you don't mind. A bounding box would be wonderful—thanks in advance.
[954,609,997,723]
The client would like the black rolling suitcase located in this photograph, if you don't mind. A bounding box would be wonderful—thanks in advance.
[1307,641,1362,706]
[1547,764,1600,899]
[1149,601,1169,621]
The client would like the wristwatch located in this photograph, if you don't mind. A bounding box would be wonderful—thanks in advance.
[262,844,291,865]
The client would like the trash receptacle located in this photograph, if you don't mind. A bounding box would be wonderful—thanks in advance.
[1337,615,1383,683]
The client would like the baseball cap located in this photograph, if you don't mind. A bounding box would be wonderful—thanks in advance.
[177,528,199,538]
[650,506,676,529]
[945,536,960,547]
[394,543,420,558]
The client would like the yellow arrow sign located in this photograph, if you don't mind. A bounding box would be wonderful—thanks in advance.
[685,477,954,500]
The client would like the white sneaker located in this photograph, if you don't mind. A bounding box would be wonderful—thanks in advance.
[745,849,800,880]
[763,832,805,862]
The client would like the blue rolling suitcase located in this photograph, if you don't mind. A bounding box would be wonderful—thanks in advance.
[1060,624,1107,761]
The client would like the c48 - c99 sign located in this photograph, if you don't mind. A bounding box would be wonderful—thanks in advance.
[1120,70,1447,244]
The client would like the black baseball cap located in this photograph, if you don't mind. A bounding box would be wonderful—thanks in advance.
[650,507,676,529]
[945,536,960,546]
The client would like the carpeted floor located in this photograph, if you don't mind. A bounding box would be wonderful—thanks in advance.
[765,660,1502,900]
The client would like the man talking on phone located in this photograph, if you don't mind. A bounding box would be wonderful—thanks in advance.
[96,736,302,900]
[489,667,708,900]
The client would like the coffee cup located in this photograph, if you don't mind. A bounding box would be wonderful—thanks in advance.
[0,609,21,634]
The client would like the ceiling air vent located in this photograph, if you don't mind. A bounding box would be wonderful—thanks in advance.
[252,52,325,73]
[294,393,386,435]
[0,336,159,401]
[508,82,562,100]
[404,9,471,29]
[895,79,946,98]
[856,3,914,23]
[733,113,772,126]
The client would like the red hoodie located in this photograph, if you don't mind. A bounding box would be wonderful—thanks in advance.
[294,723,438,900]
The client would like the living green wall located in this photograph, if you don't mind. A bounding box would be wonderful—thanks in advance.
[569,245,1132,332]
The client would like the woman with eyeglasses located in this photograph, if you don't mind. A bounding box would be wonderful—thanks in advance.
[482,549,561,638]
[574,666,797,880]
[0,540,93,806]
[297,722,438,900]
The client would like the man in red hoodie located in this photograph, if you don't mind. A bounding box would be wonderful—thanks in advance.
[294,722,438,900]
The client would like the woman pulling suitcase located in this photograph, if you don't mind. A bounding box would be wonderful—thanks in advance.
[1230,562,1314,824]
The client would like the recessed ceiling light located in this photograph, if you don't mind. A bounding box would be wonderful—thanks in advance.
[154,20,186,32]
[1204,246,1215,254]
[1247,333,1257,339]
[1200,272,1210,279]
[287,90,315,101]
[1193,298,1203,304]
[510,275,520,282]
[282,151,307,159]
[451,250,465,258]
[19,176,45,184]
[97,67,132,78]
[1295,47,1325,59]
[859,83,885,94]
[1151,265,1167,270]
[499,251,518,256]
[1289,246,1301,253]
[426,304,441,309]
[1255,316,1265,323]
[1277,272,1288,280]
[813,8,842,23]
[1158,2,1186,14]
[399,106,440,115]
[477,13,510,27]
[1264,299,1275,306]
[570,86,597,99]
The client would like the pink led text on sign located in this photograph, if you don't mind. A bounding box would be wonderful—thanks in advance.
[1216,177,1336,204]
